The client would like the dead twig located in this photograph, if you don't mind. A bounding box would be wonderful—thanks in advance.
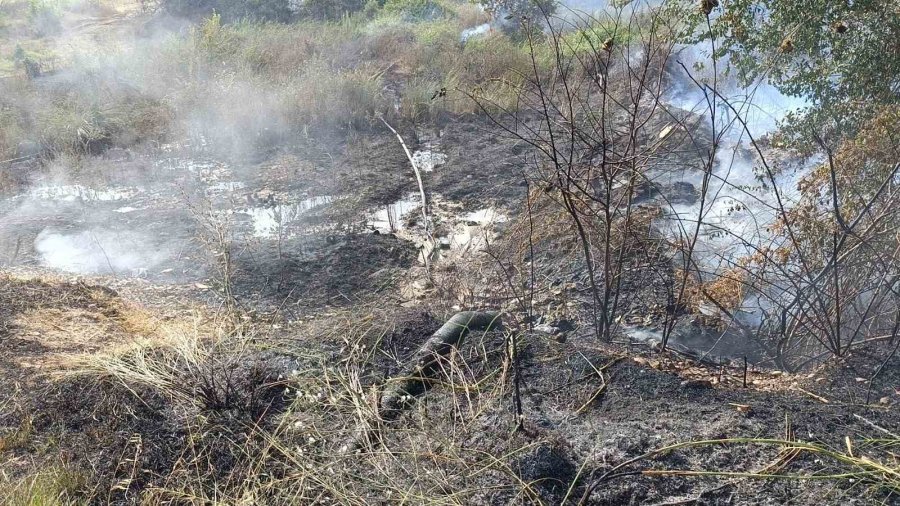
[379,117,434,266]
[794,387,830,404]
[852,414,900,440]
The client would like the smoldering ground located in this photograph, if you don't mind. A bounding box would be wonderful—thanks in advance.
[0,1,898,505]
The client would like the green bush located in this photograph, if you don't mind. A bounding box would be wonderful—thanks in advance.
[286,61,389,129]
[382,0,445,21]
[292,0,366,20]
[28,0,62,36]
[161,0,295,22]
[160,0,366,22]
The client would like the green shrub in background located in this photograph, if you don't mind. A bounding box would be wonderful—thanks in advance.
[382,0,445,21]
[28,0,62,36]
[292,0,367,20]
[159,0,366,22]
[0,0,535,160]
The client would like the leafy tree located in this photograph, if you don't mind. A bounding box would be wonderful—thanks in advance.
[682,0,900,146]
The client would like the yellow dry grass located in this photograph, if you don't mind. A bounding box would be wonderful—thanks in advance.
[0,271,220,375]
[9,297,157,368]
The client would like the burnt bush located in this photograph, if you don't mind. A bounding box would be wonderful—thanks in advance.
[13,347,297,503]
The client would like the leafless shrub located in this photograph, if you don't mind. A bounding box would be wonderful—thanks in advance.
[708,105,900,369]
[463,1,900,373]
[467,2,683,341]
[656,20,900,370]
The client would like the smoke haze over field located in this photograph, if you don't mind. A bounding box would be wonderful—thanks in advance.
[0,0,822,349]
[34,228,173,275]
[0,0,804,279]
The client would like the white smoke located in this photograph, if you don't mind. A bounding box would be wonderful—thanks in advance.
[34,228,172,276]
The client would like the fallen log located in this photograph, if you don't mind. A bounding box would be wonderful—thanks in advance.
[380,310,502,419]
[340,311,502,454]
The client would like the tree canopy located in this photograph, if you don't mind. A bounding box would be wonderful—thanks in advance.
[683,0,900,146]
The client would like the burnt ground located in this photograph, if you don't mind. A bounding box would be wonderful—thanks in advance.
[0,275,299,502]
[253,307,900,505]
[349,310,900,505]
[0,114,528,316]
[0,267,898,504]
[0,120,897,505]
[230,232,418,312]
[519,338,899,505]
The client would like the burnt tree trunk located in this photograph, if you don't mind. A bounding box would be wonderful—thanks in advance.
[379,311,502,419]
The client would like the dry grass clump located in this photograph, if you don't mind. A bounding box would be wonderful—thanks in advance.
[35,89,172,156]
[0,273,166,369]
[288,61,390,129]
[0,297,291,503]
[63,319,278,414]
[37,302,568,504]
[0,464,89,506]
[444,0,490,27]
